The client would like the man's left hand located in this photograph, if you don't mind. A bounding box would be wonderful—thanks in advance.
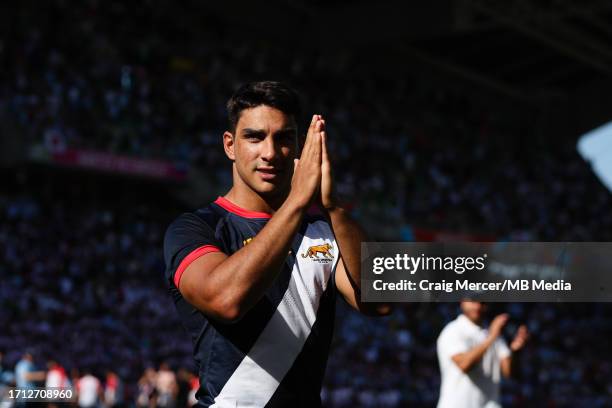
[510,324,529,352]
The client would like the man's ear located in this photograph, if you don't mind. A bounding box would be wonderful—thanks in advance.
[223,131,235,161]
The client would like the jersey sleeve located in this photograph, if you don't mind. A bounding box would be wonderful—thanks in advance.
[437,325,470,360]
[163,213,223,289]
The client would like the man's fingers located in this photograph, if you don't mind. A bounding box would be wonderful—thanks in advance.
[491,314,509,331]
[317,117,326,162]
[302,115,319,157]
[299,115,326,165]
[305,119,322,156]
[309,114,317,131]
[312,121,322,160]
[321,131,330,164]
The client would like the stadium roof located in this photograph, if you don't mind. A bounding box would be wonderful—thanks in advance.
[203,0,612,101]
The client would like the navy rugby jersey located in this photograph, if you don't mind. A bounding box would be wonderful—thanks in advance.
[163,196,339,407]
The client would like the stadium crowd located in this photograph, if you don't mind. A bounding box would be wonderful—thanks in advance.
[5,1,612,240]
[2,0,612,407]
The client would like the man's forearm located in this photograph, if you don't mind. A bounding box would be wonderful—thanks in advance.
[501,355,512,378]
[502,350,522,378]
[327,206,391,315]
[25,371,46,382]
[453,336,496,373]
[327,206,364,288]
[182,196,309,321]
[210,199,307,317]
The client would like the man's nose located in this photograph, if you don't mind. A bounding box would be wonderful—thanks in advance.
[260,136,279,162]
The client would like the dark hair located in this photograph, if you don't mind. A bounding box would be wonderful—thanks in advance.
[226,81,301,132]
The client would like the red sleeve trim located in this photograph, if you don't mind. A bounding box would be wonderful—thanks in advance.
[174,245,221,288]
[214,196,272,219]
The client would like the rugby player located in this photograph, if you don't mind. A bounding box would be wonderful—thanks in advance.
[163,81,390,407]
[436,300,529,408]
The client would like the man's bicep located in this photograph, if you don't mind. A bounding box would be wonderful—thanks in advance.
[171,244,223,288]
[178,251,228,312]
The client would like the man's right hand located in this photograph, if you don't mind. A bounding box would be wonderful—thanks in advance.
[287,114,324,210]
[487,313,509,339]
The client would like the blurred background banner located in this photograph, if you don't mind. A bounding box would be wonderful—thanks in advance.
[29,145,188,181]
[2,0,612,406]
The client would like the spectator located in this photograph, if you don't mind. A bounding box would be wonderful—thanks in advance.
[0,350,14,386]
[136,367,157,408]
[175,368,192,408]
[155,362,178,408]
[46,360,70,388]
[15,352,45,389]
[77,370,102,408]
[188,374,199,407]
[0,350,15,407]
[104,370,124,408]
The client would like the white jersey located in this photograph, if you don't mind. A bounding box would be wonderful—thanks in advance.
[77,374,100,408]
[46,367,69,388]
[437,314,510,408]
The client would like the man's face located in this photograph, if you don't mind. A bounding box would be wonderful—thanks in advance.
[224,105,298,198]
[460,300,487,323]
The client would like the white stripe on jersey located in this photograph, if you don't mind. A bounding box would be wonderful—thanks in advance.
[210,221,338,407]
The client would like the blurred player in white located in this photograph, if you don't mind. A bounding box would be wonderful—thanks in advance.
[46,360,70,388]
[437,300,529,408]
[77,370,102,408]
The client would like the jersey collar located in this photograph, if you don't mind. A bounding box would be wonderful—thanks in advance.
[214,196,273,219]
